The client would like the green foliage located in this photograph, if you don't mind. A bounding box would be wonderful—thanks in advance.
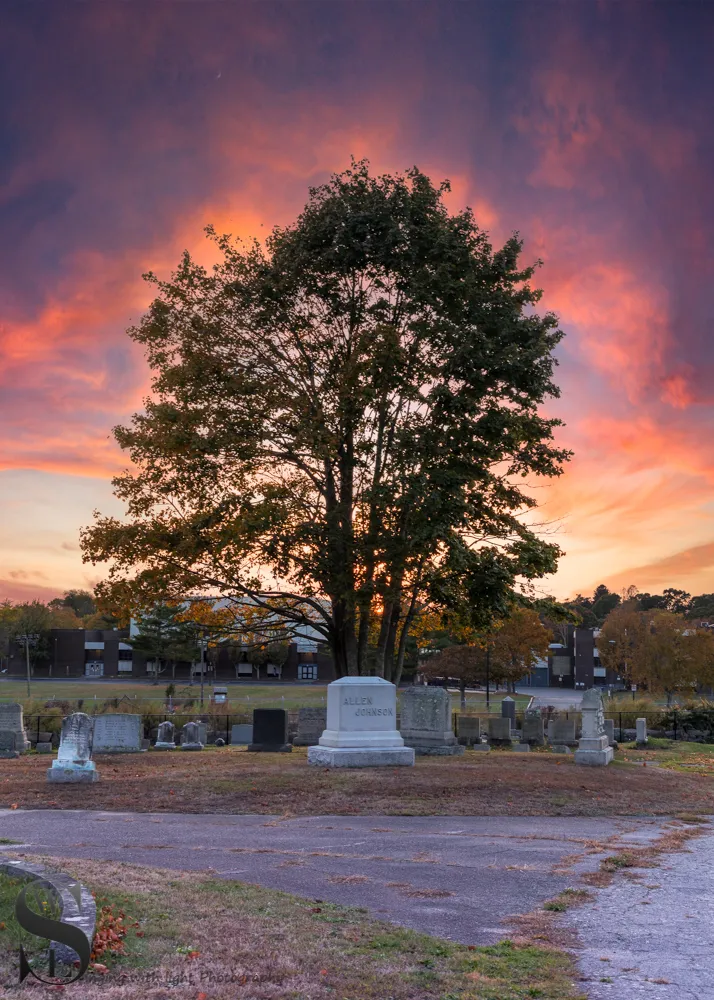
[130,604,200,679]
[82,160,569,679]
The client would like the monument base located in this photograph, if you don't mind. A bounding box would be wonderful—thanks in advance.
[574,746,614,766]
[247,743,292,753]
[180,743,204,751]
[308,746,415,768]
[408,743,465,756]
[47,762,99,783]
[154,742,176,751]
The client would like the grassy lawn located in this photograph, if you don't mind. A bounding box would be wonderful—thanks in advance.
[1,745,712,816]
[0,857,585,999]
[615,738,714,775]
[0,679,529,715]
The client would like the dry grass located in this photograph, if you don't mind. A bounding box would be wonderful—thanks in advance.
[0,856,586,1000]
[2,746,714,816]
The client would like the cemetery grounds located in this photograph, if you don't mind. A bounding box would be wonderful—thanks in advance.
[0,697,712,997]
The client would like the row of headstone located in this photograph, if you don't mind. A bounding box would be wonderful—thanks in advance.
[0,702,29,759]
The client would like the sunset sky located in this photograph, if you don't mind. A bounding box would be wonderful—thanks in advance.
[1,1,713,604]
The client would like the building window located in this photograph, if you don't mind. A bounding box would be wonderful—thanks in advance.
[298,664,317,681]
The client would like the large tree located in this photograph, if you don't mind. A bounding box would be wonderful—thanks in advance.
[81,161,569,678]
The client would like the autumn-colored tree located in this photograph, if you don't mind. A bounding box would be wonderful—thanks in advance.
[420,643,487,709]
[599,607,714,704]
[488,608,551,691]
[81,161,569,680]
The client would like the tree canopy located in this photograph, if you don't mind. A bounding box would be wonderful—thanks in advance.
[81,160,569,678]
[598,607,714,704]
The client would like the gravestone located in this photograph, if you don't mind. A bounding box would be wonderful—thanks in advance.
[0,732,19,758]
[92,714,143,753]
[180,722,204,750]
[522,708,545,746]
[293,707,328,746]
[636,717,648,746]
[456,716,481,746]
[603,719,616,747]
[513,743,531,752]
[550,745,571,754]
[47,713,98,783]
[487,717,512,745]
[399,686,464,757]
[0,703,29,752]
[307,677,414,767]
[548,718,577,745]
[574,689,614,766]
[230,724,253,745]
[248,710,292,753]
[195,722,208,745]
[400,687,463,755]
[35,742,53,753]
[501,697,516,723]
[154,721,176,750]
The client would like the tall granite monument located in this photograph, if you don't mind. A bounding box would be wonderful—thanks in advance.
[574,689,613,766]
[307,677,414,767]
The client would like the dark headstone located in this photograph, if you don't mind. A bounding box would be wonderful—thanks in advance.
[248,709,292,752]
[501,697,516,723]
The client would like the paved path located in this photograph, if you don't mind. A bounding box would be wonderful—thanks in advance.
[2,810,710,997]
[0,810,661,945]
[568,829,714,1000]
[516,685,584,709]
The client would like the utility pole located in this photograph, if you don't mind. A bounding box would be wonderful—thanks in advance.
[18,633,38,698]
[485,644,491,711]
[199,632,206,708]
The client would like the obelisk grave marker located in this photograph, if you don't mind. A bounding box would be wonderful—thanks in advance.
[307,677,414,767]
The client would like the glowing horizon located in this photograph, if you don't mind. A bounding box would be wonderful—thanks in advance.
[2,2,713,604]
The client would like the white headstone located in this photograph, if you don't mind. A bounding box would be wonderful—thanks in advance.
[307,677,414,767]
[48,713,99,783]
[574,689,613,766]
[636,717,648,745]
[92,714,143,753]
[181,721,204,750]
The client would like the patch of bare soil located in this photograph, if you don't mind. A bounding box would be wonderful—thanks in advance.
[1,748,713,816]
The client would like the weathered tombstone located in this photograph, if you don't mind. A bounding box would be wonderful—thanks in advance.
[180,722,204,751]
[0,732,19,758]
[0,703,29,752]
[230,724,253,745]
[550,745,571,754]
[487,717,512,745]
[549,717,577,745]
[195,722,208,745]
[574,689,614,766]
[154,721,176,750]
[512,743,531,752]
[636,717,648,746]
[35,742,53,754]
[248,710,292,753]
[456,715,481,746]
[603,719,616,747]
[522,708,545,746]
[293,707,327,747]
[400,687,464,755]
[215,737,225,747]
[307,677,414,767]
[471,743,491,752]
[47,713,98,782]
[92,714,143,753]
[501,697,516,723]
